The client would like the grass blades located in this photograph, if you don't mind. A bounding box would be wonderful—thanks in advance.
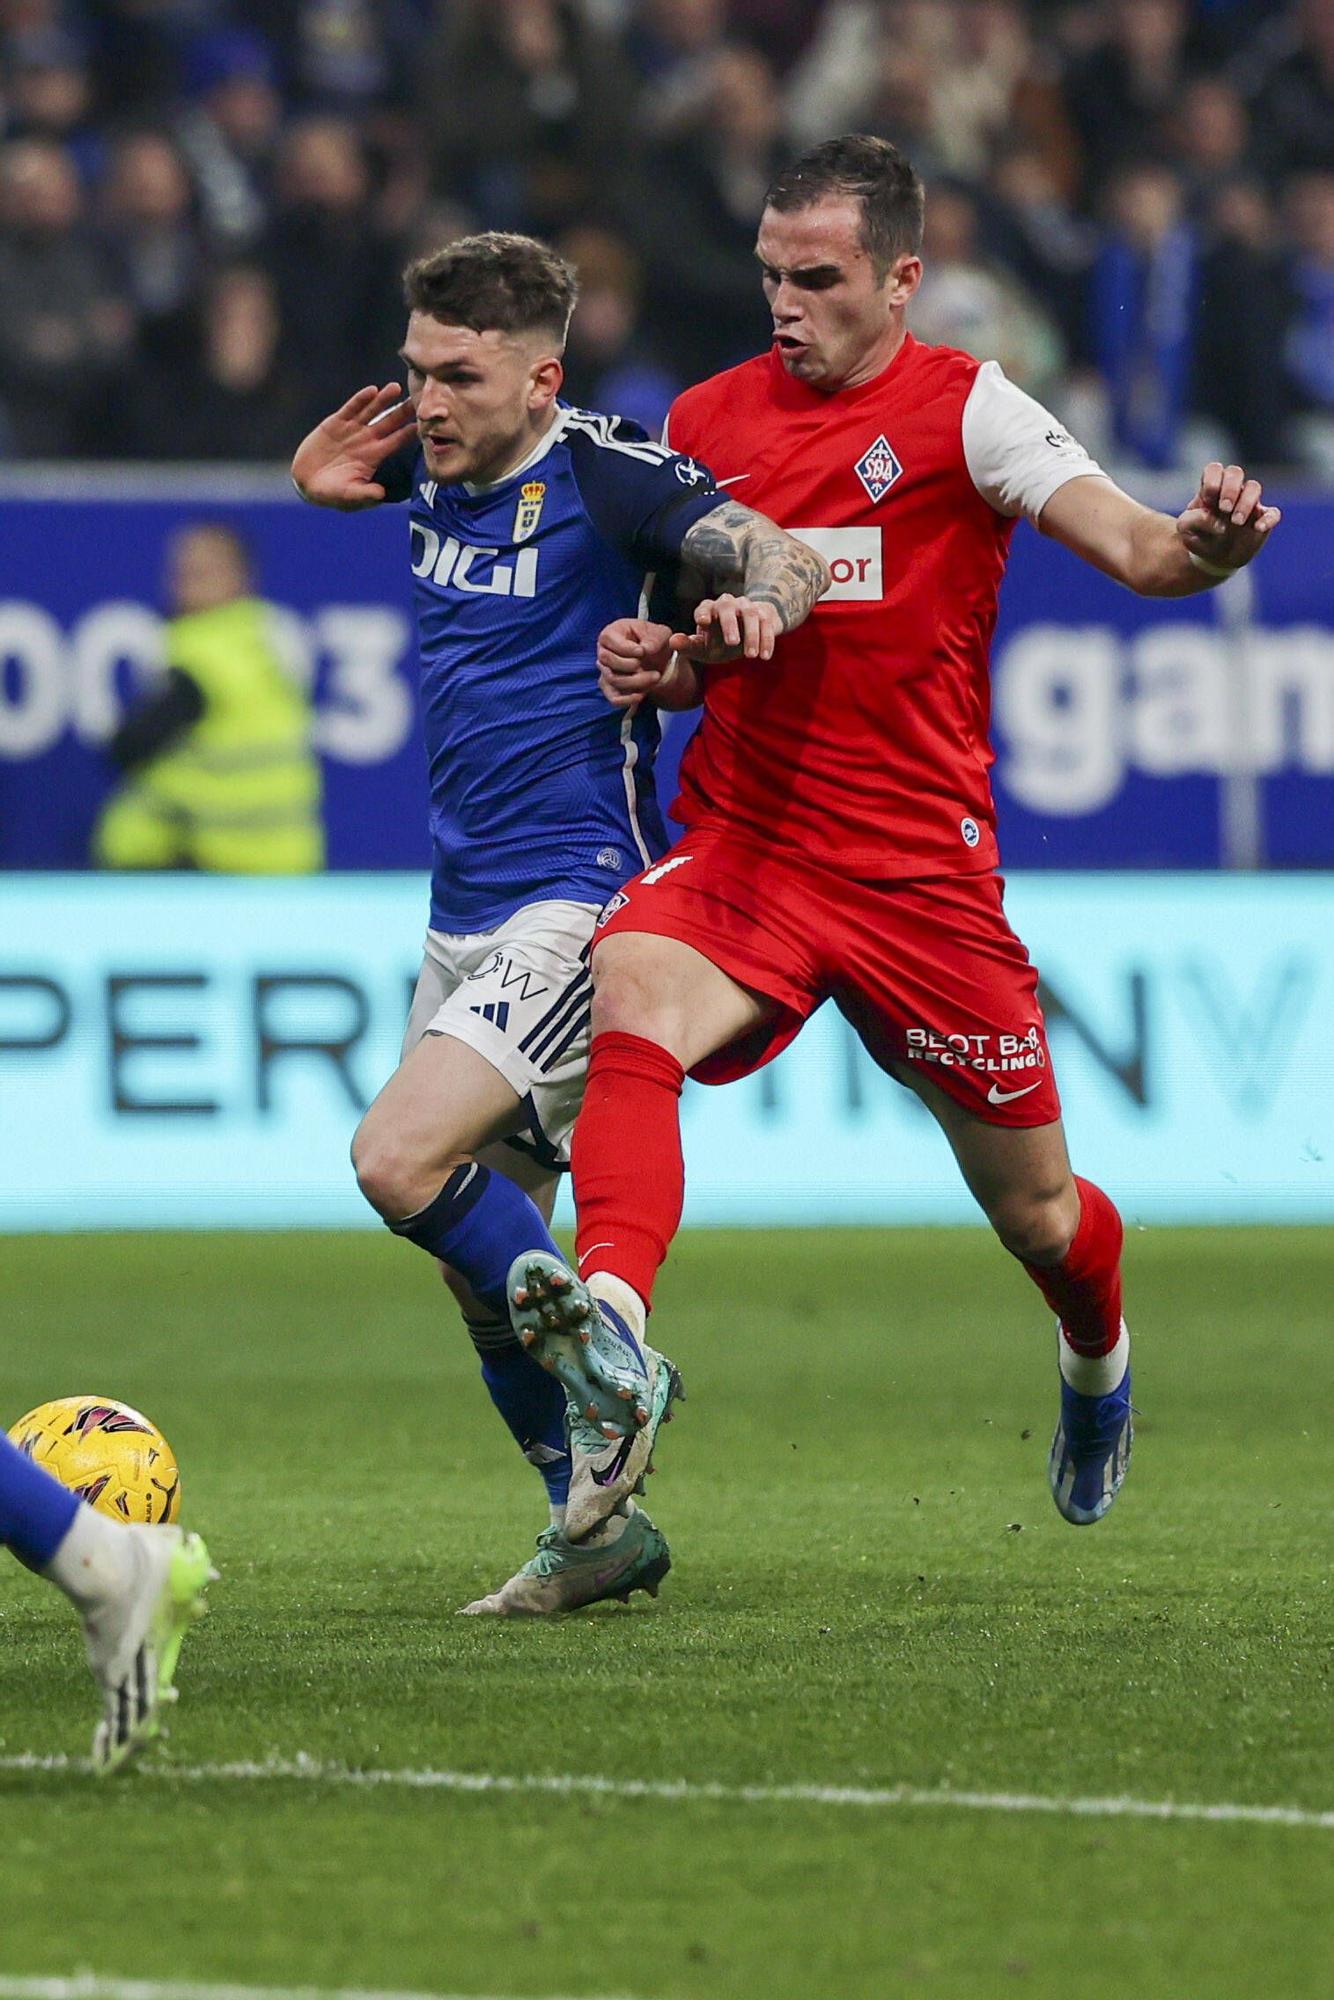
[1,1227,1331,1999]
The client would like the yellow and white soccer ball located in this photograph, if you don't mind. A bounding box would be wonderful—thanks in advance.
[7,1395,182,1525]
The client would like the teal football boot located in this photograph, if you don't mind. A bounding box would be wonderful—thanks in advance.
[507,1251,652,1438]
[458,1503,670,1616]
[564,1344,683,1541]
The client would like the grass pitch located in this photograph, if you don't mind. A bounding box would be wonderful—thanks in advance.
[1,1226,1330,2000]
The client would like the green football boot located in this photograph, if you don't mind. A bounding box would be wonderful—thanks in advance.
[457,1503,670,1617]
[84,1525,217,1774]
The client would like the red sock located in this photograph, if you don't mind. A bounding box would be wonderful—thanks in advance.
[1022,1176,1124,1356]
[572,1030,685,1308]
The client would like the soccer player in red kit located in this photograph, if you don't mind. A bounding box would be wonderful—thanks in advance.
[506,135,1282,1532]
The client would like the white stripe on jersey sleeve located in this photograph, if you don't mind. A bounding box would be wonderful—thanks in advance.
[961,361,1107,524]
[562,408,677,465]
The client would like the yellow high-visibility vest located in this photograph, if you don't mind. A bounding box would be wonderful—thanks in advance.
[95,598,324,874]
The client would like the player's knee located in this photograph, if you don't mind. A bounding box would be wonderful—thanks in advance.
[351,1122,435,1222]
[988,1186,1078,1266]
[590,962,674,1042]
[350,1124,401,1217]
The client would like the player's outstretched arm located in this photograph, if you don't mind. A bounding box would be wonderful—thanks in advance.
[291,383,418,510]
[675,500,831,662]
[1039,461,1281,597]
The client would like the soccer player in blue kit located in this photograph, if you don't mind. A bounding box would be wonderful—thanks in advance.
[292,233,828,1613]
[0,1432,214,1768]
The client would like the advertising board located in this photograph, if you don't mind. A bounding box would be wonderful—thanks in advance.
[2,873,1330,1230]
[2,475,1331,871]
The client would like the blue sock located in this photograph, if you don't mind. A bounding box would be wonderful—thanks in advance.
[467,1314,571,1508]
[390,1164,571,1509]
[0,1432,80,1568]
[389,1163,563,1321]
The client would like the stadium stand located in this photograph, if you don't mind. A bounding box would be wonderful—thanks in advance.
[0,0,1328,473]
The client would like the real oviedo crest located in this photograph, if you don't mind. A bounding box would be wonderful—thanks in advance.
[854,435,904,505]
[513,481,546,543]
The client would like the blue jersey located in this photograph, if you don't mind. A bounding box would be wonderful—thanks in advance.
[391,407,720,933]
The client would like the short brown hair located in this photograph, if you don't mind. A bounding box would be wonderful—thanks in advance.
[765,135,925,275]
[403,231,578,345]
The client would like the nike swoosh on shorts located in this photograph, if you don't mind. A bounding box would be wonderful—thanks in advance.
[987,1080,1041,1105]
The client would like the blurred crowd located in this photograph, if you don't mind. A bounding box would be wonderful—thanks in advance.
[0,0,1331,475]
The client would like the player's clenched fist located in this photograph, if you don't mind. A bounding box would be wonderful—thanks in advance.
[597,618,702,712]
[674,593,783,663]
[596,593,784,713]
[292,383,418,510]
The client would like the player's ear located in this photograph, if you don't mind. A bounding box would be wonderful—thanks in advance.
[886,255,922,307]
[529,353,564,412]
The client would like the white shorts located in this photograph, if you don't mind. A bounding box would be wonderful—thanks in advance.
[402,899,599,1172]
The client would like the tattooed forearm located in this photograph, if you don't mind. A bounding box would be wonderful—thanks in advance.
[682,500,831,634]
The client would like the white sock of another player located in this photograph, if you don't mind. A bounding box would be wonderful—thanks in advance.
[586,1270,648,1350]
[1059,1319,1130,1397]
[43,1503,138,1608]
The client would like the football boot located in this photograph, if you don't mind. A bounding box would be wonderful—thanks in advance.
[82,1524,216,1772]
[564,1346,683,1542]
[1049,1361,1133,1525]
[457,1503,670,1616]
[507,1252,653,1439]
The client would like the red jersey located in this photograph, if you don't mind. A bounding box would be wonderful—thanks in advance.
[665,333,1102,879]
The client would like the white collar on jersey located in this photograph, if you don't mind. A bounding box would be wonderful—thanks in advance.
[460,406,572,497]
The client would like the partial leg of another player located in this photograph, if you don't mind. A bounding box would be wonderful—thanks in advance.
[890,1065,1132,1523]
[0,1432,214,1770]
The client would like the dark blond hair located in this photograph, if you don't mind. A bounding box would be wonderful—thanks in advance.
[403,231,578,345]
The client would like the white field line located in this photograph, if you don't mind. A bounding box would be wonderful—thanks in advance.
[0,1752,1330,1830]
[0,1984,634,2000]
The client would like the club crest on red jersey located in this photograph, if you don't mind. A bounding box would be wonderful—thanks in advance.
[854,434,903,504]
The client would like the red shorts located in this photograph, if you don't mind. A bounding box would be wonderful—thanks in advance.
[595,824,1061,1127]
